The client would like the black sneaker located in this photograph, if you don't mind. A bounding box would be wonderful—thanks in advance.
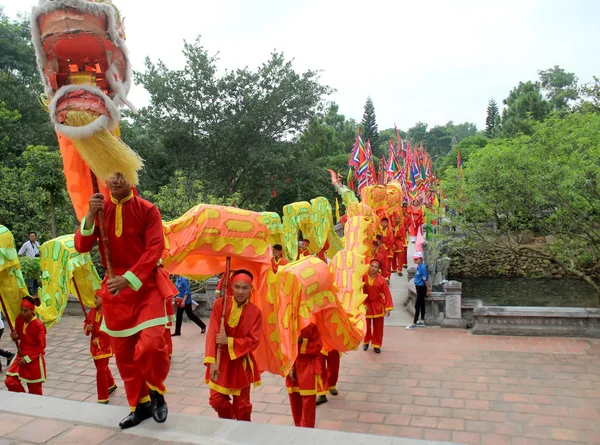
[329,389,338,396]
[119,402,152,429]
[108,384,117,395]
[316,395,328,405]
[362,343,369,351]
[374,348,381,354]
[6,353,15,367]
[149,389,168,423]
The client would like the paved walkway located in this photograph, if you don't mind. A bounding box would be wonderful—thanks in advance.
[1,274,599,444]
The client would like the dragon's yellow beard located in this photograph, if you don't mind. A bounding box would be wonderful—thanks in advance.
[64,111,143,185]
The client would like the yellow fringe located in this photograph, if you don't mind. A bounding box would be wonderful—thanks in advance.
[64,111,143,185]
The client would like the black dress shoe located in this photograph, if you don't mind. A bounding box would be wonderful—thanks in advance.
[316,395,328,405]
[374,348,381,354]
[201,328,206,334]
[149,389,168,423]
[362,343,369,351]
[7,353,15,367]
[329,389,338,396]
[171,332,181,337]
[119,402,152,429]
[108,384,117,395]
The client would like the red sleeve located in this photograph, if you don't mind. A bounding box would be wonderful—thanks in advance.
[281,258,289,266]
[204,298,222,366]
[74,220,98,254]
[298,324,322,357]
[126,205,165,287]
[27,321,46,361]
[381,278,394,311]
[228,307,262,360]
[83,309,93,336]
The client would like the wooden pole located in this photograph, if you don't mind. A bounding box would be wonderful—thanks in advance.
[0,293,22,356]
[90,173,114,279]
[215,257,231,373]
[71,279,88,319]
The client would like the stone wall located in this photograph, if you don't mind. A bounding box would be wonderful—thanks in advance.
[448,246,599,280]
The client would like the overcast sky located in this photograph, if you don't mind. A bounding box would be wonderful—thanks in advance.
[7,0,600,131]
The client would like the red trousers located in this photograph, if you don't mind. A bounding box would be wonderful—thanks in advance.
[392,249,407,271]
[380,257,391,280]
[289,392,316,428]
[209,386,252,421]
[5,375,43,395]
[322,352,340,390]
[364,317,385,348]
[94,357,116,402]
[111,325,169,409]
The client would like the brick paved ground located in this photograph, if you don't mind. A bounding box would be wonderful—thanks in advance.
[0,412,194,445]
[1,315,599,444]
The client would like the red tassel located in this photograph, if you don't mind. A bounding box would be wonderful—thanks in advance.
[272,188,277,198]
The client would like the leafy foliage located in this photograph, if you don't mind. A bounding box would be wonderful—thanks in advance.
[485,98,499,138]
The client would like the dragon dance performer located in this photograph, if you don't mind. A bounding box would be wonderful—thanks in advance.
[362,259,394,354]
[315,349,341,405]
[286,323,322,428]
[380,217,394,280]
[271,244,289,273]
[407,200,424,239]
[75,173,176,429]
[4,297,47,395]
[84,294,117,404]
[316,239,330,263]
[372,235,389,279]
[392,213,407,276]
[204,270,262,421]
[298,239,311,259]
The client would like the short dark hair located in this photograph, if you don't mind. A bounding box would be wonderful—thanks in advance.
[381,217,389,222]
[29,231,37,236]
[232,269,253,281]
[273,244,283,251]
[376,234,383,240]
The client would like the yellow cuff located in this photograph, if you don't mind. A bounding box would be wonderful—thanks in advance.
[228,337,237,360]
[300,338,308,355]
[123,271,143,291]
[80,216,95,236]
[24,355,32,364]
[385,307,394,311]
[204,356,216,365]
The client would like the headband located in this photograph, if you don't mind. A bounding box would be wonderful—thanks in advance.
[21,299,35,310]
[370,259,382,267]
[232,273,253,285]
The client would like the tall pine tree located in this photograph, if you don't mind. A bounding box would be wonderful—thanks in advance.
[485,98,499,138]
[361,96,379,148]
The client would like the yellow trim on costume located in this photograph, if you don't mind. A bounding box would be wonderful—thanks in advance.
[227,297,248,328]
[208,381,241,396]
[286,387,318,396]
[367,275,375,286]
[146,382,167,395]
[110,191,134,237]
[98,399,109,404]
[204,356,216,365]
[228,337,237,360]
[300,338,308,355]
[139,395,151,404]
[80,215,95,236]
[24,355,31,364]
[385,307,394,311]
[100,315,168,337]
[6,356,46,383]
[329,385,337,390]
[92,353,113,360]
[123,271,142,291]
[320,348,328,356]
[372,344,381,348]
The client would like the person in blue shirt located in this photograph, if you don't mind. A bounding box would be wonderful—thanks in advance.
[407,251,430,329]
[172,276,206,336]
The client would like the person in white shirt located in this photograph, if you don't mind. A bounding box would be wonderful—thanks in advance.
[0,312,16,372]
[18,232,40,258]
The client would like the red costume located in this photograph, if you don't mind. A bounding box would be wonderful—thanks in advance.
[286,323,322,428]
[84,307,116,403]
[318,349,341,392]
[381,226,394,278]
[5,314,46,395]
[374,244,389,279]
[316,239,330,263]
[362,274,394,349]
[75,192,176,410]
[298,248,311,259]
[271,256,289,274]
[407,205,423,237]
[204,295,262,421]
[392,220,407,271]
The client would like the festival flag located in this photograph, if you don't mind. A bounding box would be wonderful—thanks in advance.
[378,155,387,185]
[365,139,376,186]
[349,128,364,168]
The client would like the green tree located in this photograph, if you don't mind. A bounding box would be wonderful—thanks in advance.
[360,96,379,150]
[22,145,70,237]
[485,98,499,138]
[500,81,551,137]
[441,113,600,304]
[578,76,600,113]
[538,65,579,112]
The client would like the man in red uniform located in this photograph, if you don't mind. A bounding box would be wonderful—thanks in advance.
[84,294,117,404]
[315,349,341,405]
[271,244,289,273]
[372,235,389,279]
[362,259,394,354]
[392,214,407,276]
[407,200,424,238]
[204,270,262,421]
[286,323,322,428]
[5,297,46,395]
[298,239,311,259]
[75,173,176,429]
[380,217,394,279]
[316,239,330,263]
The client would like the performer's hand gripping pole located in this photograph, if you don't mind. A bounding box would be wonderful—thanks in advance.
[0,293,22,356]
[215,257,232,372]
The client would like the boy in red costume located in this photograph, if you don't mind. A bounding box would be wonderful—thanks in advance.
[286,323,322,427]
[84,294,117,404]
[204,270,262,421]
[271,244,289,273]
[407,200,424,238]
[315,349,341,405]
[5,297,46,395]
[380,217,394,279]
[75,173,177,429]
[362,259,394,353]
[298,239,311,259]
